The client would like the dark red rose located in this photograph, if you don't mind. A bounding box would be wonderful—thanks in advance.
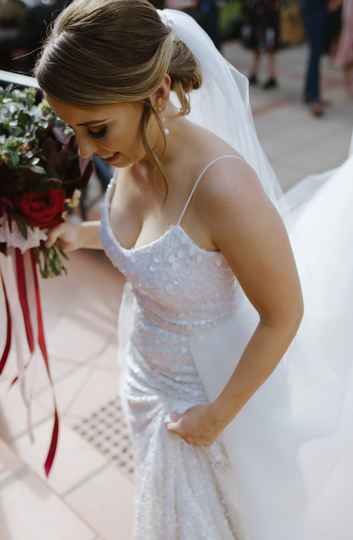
[17,188,65,229]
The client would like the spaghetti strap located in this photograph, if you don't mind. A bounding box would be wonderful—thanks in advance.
[176,153,243,227]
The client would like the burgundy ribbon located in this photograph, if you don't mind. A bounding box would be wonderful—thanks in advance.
[14,249,35,354]
[30,250,59,477]
[0,272,12,374]
[8,249,59,477]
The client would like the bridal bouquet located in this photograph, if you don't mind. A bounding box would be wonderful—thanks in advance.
[0,85,92,476]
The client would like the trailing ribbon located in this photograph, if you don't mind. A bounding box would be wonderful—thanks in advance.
[2,249,60,477]
[0,272,12,374]
[30,249,59,476]
[14,249,35,354]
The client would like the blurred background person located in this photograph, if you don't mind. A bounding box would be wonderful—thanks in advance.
[324,0,343,59]
[240,0,281,90]
[335,0,353,96]
[151,0,166,7]
[299,0,329,117]
[193,0,222,50]
[0,0,26,70]
[1,0,73,73]
[167,0,221,49]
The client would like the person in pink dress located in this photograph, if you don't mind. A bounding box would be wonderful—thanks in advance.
[336,0,353,95]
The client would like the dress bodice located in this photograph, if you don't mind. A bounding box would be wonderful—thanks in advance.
[100,155,241,328]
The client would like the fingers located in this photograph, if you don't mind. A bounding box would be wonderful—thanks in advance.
[183,436,195,445]
[46,224,65,248]
[166,421,192,444]
[165,411,211,446]
[171,430,211,447]
[168,428,203,446]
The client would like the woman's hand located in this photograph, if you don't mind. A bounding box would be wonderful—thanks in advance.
[165,403,227,446]
[46,222,83,252]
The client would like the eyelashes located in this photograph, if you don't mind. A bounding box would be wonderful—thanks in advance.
[87,126,108,139]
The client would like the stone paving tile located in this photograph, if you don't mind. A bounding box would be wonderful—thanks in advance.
[0,382,53,443]
[35,364,121,428]
[65,463,135,540]
[13,420,108,495]
[0,465,98,540]
[224,42,353,192]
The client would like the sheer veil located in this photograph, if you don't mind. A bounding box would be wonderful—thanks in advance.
[157,8,288,216]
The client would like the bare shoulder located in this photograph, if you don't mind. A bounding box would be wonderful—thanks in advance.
[183,124,274,242]
[191,146,271,232]
[192,149,304,324]
[195,152,284,255]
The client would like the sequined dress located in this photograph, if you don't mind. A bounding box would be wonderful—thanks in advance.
[100,154,245,540]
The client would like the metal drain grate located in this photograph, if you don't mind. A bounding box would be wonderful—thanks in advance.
[73,396,135,479]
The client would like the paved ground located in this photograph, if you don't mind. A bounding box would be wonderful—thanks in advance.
[0,41,352,540]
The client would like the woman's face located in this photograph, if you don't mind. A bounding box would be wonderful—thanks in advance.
[45,95,157,168]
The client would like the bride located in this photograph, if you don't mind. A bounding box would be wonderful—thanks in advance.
[34,1,353,538]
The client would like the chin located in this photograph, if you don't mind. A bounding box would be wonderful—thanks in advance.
[113,155,135,168]
[104,152,123,166]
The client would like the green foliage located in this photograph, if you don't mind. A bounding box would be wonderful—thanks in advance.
[0,85,84,200]
[0,85,75,183]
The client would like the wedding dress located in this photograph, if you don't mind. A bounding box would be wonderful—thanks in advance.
[100,141,353,539]
[100,154,247,539]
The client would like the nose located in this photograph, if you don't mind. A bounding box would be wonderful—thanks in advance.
[77,135,96,160]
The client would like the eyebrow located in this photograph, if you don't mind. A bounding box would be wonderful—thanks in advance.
[77,119,108,126]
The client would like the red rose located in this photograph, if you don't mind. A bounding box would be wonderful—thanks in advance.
[18,189,65,229]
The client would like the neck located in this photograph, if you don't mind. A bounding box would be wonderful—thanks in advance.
[139,101,189,173]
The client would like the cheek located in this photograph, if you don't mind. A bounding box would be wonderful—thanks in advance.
[106,121,143,153]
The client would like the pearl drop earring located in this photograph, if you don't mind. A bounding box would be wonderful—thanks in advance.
[163,120,171,137]
[157,102,170,136]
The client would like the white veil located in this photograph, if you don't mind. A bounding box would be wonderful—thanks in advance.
[157,8,287,216]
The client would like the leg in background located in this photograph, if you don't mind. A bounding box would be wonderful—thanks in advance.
[301,7,328,115]
[249,49,261,85]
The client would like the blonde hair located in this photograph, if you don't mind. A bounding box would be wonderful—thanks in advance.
[34,0,203,200]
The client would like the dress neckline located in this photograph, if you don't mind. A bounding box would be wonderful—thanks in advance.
[104,177,221,257]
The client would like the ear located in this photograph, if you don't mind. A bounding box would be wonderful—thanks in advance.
[151,73,172,110]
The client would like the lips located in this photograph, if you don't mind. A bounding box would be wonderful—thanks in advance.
[97,151,119,159]
[100,152,120,163]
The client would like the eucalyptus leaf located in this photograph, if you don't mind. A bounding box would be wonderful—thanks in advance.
[29,165,46,175]
[57,245,69,260]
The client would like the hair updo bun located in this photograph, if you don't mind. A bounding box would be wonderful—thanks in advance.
[167,39,202,113]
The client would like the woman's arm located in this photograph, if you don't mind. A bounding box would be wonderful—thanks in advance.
[201,158,304,426]
[46,220,104,251]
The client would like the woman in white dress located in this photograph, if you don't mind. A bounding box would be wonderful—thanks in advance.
[34,1,353,539]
